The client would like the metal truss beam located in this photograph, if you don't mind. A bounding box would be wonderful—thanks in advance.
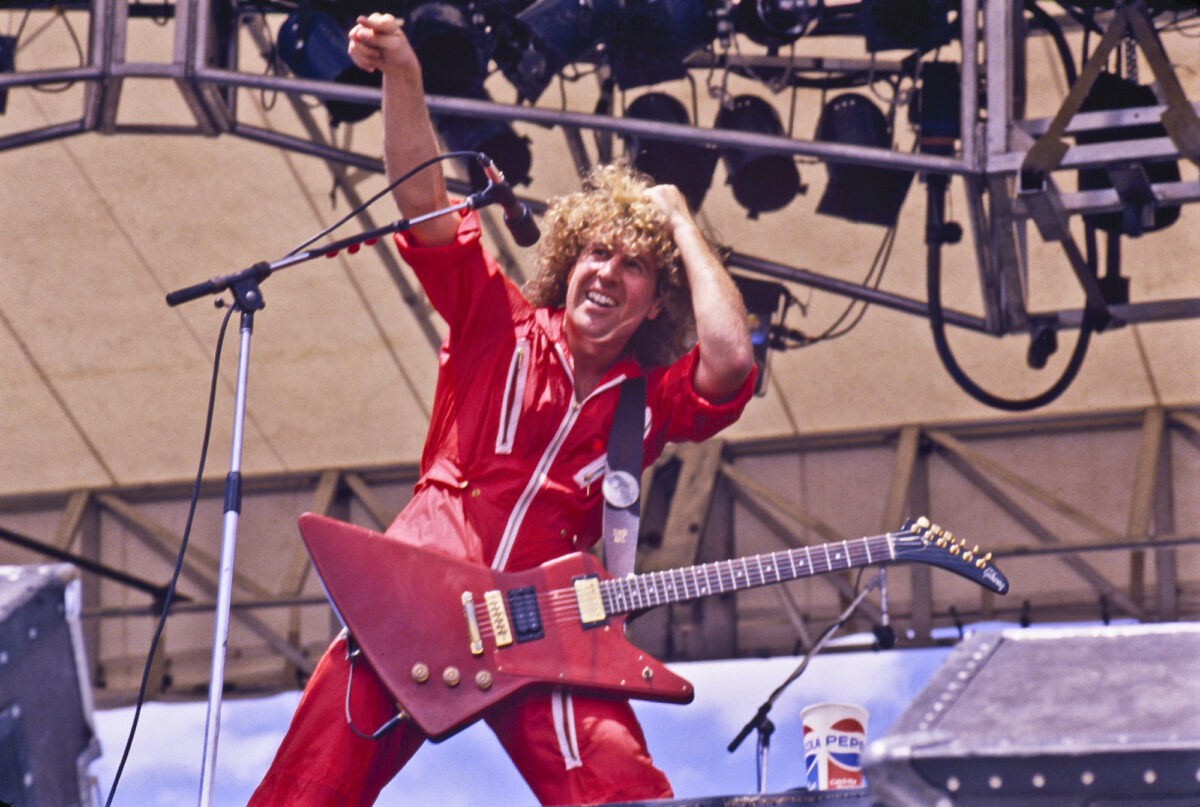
[2,403,1194,704]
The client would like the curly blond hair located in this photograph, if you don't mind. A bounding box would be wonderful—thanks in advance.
[523,163,696,367]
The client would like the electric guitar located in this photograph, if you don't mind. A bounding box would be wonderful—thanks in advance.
[299,513,1008,741]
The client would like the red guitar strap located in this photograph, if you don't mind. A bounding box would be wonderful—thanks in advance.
[601,376,645,578]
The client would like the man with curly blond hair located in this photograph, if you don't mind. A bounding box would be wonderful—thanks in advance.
[249,12,755,807]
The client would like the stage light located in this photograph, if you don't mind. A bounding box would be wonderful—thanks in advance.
[276,9,381,125]
[405,2,490,98]
[496,0,720,101]
[434,93,533,191]
[0,35,15,115]
[1075,71,1180,237]
[605,0,717,90]
[495,0,600,103]
[733,274,788,396]
[814,93,913,227]
[860,0,952,53]
[714,95,802,218]
[733,0,819,48]
[622,93,718,212]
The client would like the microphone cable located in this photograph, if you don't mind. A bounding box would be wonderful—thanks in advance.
[286,150,484,257]
[103,302,236,807]
[924,174,1094,411]
[105,149,477,804]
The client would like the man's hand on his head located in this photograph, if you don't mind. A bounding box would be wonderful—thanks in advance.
[644,184,691,236]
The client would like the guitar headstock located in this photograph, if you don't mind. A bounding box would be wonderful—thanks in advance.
[893,516,1010,594]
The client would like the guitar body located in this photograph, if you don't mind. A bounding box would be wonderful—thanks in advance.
[299,513,694,741]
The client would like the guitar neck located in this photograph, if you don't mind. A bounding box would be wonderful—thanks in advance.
[598,532,898,616]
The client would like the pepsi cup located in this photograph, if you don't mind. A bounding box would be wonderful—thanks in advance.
[801,702,868,790]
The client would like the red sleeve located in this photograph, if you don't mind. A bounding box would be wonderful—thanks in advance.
[393,208,513,335]
[644,345,756,459]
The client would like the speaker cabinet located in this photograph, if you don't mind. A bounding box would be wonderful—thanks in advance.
[865,624,1200,806]
[0,564,100,807]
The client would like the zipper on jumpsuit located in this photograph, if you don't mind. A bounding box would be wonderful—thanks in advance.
[488,347,629,771]
[490,365,627,571]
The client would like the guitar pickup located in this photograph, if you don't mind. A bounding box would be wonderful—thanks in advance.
[484,590,513,648]
[573,575,607,627]
[506,586,544,643]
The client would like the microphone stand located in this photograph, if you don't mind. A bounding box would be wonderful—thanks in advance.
[167,197,480,807]
[727,573,883,794]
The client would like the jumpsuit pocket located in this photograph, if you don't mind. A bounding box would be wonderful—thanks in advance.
[495,338,530,455]
[573,454,608,492]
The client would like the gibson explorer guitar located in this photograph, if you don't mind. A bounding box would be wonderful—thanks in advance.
[299,513,1007,741]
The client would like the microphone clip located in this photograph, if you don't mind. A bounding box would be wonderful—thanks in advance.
[467,153,541,247]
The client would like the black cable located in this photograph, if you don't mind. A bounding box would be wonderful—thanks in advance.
[814,223,899,343]
[286,150,483,256]
[1027,0,1079,87]
[104,151,479,802]
[103,302,237,807]
[924,176,1094,411]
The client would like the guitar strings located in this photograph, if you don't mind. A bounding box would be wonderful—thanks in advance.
[471,532,908,637]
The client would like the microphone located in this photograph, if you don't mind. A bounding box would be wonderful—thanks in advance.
[473,154,540,247]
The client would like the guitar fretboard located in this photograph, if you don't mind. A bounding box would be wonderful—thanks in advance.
[598,531,903,616]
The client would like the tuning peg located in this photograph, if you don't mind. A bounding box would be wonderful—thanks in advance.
[963,550,974,562]
[975,552,992,569]
[950,543,961,555]
[916,516,931,529]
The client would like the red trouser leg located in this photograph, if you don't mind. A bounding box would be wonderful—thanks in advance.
[247,635,425,807]
[250,637,672,806]
[485,688,674,806]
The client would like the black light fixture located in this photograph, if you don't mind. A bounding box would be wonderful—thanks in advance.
[495,0,720,102]
[276,9,382,126]
[733,0,820,49]
[860,0,952,53]
[733,274,788,396]
[0,35,15,115]
[1075,71,1181,237]
[434,96,534,191]
[605,0,717,90]
[622,93,718,212]
[494,0,600,103]
[814,93,913,227]
[405,2,490,98]
[714,95,802,218]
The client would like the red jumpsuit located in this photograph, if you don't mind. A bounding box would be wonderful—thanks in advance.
[249,210,754,806]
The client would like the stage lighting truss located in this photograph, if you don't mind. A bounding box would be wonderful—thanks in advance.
[2,0,1200,409]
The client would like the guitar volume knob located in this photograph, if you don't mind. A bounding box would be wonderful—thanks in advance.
[475,670,494,690]
[443,666,461,687]
[411,662,430,684]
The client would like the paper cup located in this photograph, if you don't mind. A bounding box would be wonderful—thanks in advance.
[802,702,868,790]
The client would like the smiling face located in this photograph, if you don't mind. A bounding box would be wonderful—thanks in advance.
[563,236,663,360]
[525,164,696,368]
